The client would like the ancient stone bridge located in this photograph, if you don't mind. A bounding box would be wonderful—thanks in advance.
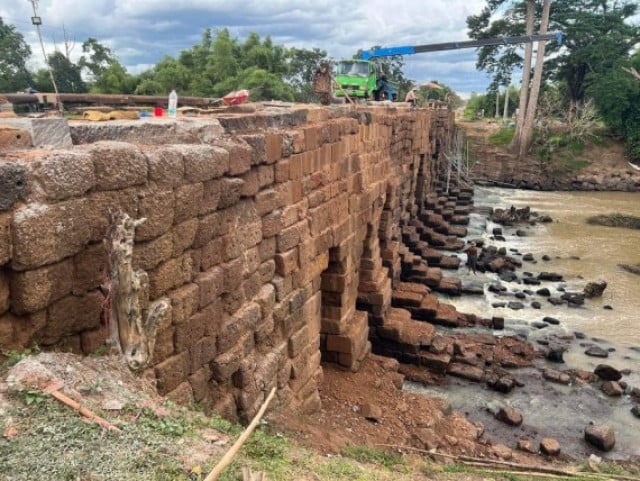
[0,105,459,421]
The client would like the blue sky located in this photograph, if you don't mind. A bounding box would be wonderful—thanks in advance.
[2,0,500,97]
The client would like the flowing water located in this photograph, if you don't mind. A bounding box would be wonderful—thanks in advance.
[408,187,640,459]
[451,187,640,365]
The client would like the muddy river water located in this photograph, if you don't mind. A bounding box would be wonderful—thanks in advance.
[407,187,640,460]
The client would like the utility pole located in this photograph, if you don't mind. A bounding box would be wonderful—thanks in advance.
[28,0,63,114]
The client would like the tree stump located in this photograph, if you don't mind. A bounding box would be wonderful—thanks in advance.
[105,211,169,371]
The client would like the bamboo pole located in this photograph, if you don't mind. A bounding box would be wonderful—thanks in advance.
[46,389,121,432]
[204,387,277,481]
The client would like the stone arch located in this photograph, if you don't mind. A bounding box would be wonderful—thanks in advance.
[319,237,369,371]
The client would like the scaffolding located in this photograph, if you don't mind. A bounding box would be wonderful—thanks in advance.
[443,127,471,193]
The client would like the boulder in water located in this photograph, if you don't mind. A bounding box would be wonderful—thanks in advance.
[585,346,608,358]
[601,381,624,397]
[561,292,585,306]
[540,438,561,456]
[584,280,607,298]
[618,264,640,276]
[584,424,615,452]
[496,406,523,426]
[594,364,622,381]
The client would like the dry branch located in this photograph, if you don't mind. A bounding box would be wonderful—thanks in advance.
[204,387,277,481]
[44,385,121,432]
[105,212,169,371]
[622,66,640,82]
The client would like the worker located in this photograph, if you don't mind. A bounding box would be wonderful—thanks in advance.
[405,88,417,107]
[464,241,479,275]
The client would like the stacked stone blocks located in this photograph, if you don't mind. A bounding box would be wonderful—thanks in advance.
[0,105,446,421]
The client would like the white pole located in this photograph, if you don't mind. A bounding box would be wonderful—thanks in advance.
[29,0,63,114]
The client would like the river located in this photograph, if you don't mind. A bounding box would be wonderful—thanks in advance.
[453,187,640,348]
[410,186,640,459]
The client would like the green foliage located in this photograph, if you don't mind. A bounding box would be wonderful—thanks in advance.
[20,390,48,406]
[489,127,516,147]
[468,1,640,160]
[2,348,34,367]
[588,51,640,161]
[35,51,87,93]
[342,445,405,470]
[243,429,291,478]
[0,18,33,92]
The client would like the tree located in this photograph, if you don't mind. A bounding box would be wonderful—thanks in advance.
[0,19,33,92]
[513,0,535,146]
[589,51,640,160]
[34,51,86,93]
[286,47,328,102]
[79,37,137,93]
[546,0,640,110]
[468,0,640,157]
[516,0,551,158]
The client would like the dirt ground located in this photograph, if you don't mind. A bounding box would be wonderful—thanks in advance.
[269,353,546,466]
[458,119,632,173]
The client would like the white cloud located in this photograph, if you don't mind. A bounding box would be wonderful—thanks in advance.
[2,0,495,94]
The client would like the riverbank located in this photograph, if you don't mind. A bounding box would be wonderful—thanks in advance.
[460,120,640,191]
[422,186,640,460]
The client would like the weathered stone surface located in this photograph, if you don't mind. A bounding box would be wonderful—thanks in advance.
[517,438,537,454]
[12,199,91,270]
[0,271,9,314]
[360,402,382,422]
[601,380,624,397]
[540,438,560,456]
[495,406,523,426]
[0,124,30,150]
[594,364,622,381]
[88,141,148,191]
[585,345,609,358]
[1,117,72,148]
[1,106,456,422]
[10,260,74,314]
[70,118,225,146]
[30,151,95,201]
[447,363,484,382]
[0,162,27,211]
[543,368,571,385]
[584,424,615,452]
[584,280,607,298]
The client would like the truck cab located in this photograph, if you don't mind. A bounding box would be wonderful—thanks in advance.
[334,60,396,101]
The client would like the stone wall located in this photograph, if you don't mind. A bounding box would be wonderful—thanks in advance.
[0,105,452,421]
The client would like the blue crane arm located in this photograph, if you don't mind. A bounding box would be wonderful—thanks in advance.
[359,32,563,60]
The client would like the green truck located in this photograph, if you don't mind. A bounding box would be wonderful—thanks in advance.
[331,32,563,103]
[333,60,396,101]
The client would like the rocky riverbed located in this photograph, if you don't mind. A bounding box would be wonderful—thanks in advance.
[405,189,640,460]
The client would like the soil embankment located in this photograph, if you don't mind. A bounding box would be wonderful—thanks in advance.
[460,120,640,191]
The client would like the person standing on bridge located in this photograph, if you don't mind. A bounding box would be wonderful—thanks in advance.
[405,87,417,107]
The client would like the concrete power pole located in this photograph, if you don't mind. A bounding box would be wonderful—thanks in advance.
[28,0,63,114]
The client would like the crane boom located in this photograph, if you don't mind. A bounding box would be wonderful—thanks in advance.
[359,32,563,60]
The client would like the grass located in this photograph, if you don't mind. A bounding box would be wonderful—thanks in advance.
[0,389,416,481]
[342,445,406,470]
[586,213,640,230]
[489,127,515,148]
[2,353,638,481]
[560,155,590,172]
[2,389,638,481]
